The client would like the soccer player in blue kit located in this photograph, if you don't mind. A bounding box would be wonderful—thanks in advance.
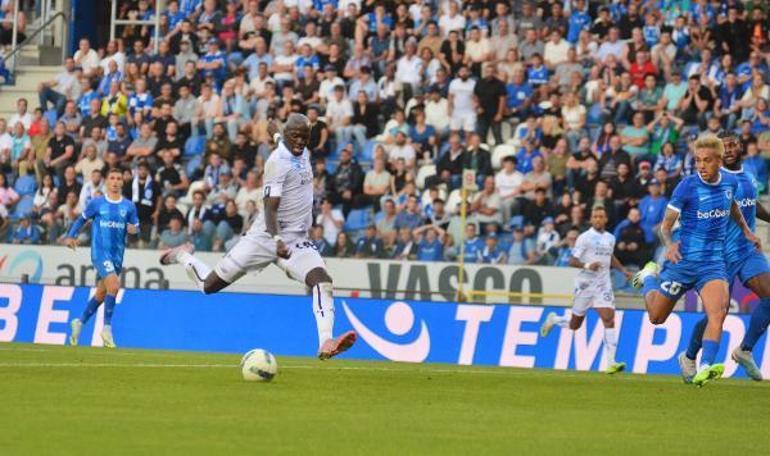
[633,135,760,387]
[65,168,139,348]
[680,133,770,382]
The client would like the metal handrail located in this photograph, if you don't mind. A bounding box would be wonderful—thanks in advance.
[4,11,68,82]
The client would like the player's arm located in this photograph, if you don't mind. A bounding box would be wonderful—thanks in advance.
[567,237,599,271]
[568,256,600,271]
[731,200,762,250]
[64,200,97,250]
[755,200,770,224]
[262,144,290,259]
[659,207,681,262]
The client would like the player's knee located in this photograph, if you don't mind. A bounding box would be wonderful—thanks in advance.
[647,308,668,325]
[305,267,332,288]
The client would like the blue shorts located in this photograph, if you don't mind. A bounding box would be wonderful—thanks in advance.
[726,250,770,287]
[94,256,122,280]
[658,258,728,301]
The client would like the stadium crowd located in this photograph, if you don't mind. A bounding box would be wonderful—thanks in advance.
[1,0,770,269]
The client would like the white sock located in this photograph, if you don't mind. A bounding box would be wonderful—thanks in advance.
[179,252,212,293]
[553,314,571,328]
[313,283,335,348]
[604,327,618,365]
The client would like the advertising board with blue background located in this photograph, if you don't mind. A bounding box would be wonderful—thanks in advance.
[1,283,768,379]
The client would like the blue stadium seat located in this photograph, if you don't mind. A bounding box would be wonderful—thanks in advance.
[11,195,34,220]
[325,160,337,175]
[343,208,372,232]
[13,174,37,196]
[508,215,524,229]
[361,140,378,161]
[184,136,206,157]
[185,155,202,177]
[44,109,58,128]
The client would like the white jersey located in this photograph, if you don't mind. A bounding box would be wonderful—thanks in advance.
[572,228,615,283]
[250,141,313,236]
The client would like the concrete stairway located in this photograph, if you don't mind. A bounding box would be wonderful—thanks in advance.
[0,45,62,120]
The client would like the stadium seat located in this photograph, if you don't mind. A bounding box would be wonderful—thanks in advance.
[361,140,378,161]
[44,109,58,128]
[415,164,437,190]
[344,208,373,232]
[491,145,517,170]
[184,136,206,157]
[325,160,337,175]
[185,155,202,177]
[508,215,524,229]
[13,174,36,196]
[11,195,34,220]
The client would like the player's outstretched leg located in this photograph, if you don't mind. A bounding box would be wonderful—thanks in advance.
[692,280,729,387]
[70,281,107,346]
[160,243,231,294]
[100,274,121,349]
[678,316,707,383]
[305,267,356,360]
[597,308,625,375]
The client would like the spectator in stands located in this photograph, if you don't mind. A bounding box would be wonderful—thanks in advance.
[38,58,78,117]
[159,215,189,249]
[127,161,160,246]
[11,216,39,244]
[638,178,668,245]
[551,227,579,267]
[213,199,243,252]
[332,231,355,258]
[394,195,423,232]
[329,147,364,216]
[470,176,502,232]
[481,233,506,264]
[495,156,523,222]
[45,121,76,183]
[414,225,446,262]
[355,224,384,259]
[613,207,648,268]
[507,226,537,265]
[448,65,476,135]
[536,217,561,263]
[523,188,552,237]
[310,225,333,257]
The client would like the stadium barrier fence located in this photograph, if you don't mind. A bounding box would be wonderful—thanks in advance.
[1,283,767,378]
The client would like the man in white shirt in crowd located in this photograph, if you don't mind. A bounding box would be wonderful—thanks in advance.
[326,85,356,150]
[316,198,344,245]
[73,38,101,78]
[544,29,571,69]
[395,38,423,101]
[448,65,477,134]
[495,155,524,223]
[8,98,32,131]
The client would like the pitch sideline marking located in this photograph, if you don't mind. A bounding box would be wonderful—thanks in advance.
[0,362,631,379]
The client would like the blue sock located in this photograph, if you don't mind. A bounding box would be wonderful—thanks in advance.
[741,297,770,352]
[641,275,659,298]
[80,297,102,324]
[686,317,708,360]
[701,339,719,366]
[103,294,116,326]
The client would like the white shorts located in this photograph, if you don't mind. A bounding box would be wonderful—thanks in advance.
[449,112,477,132]
[214,231,326,284]
[571,278,614,317]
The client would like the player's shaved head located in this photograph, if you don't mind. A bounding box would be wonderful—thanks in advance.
[719,132,743,169]
[283,113,311,156]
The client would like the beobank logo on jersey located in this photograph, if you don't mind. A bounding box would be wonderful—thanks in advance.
[99,220,126,229]
[696,208,729,219]
[735,198,757,208]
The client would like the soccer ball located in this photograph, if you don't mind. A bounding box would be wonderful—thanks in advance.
[240,348,278,382]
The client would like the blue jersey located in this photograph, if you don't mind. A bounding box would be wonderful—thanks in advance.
[69,196,139,277]
[667,170,739,262]
[723,168,758,264]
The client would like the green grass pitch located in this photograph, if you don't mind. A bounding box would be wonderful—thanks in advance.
[2,343,770,455]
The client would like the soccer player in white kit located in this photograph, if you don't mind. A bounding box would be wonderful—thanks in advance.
[540,206,632,374]
[159,114,356,359]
